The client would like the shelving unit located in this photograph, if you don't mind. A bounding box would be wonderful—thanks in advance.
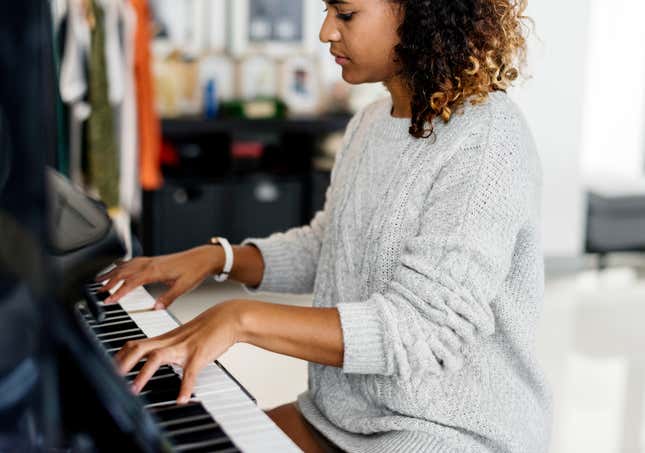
[142,115,351,255]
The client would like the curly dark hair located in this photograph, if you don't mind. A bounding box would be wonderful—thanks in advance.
[390,0,531,139]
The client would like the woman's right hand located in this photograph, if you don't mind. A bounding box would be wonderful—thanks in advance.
[95,245,224,310]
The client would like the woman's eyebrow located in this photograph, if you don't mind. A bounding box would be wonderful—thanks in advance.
[323,0,351,5]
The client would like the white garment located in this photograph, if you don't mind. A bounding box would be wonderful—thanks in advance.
[60,0,91,186]
[103,0,125,106]
[116,0,141,216]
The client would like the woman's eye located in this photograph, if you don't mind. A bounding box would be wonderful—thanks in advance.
[336,12,354,21]
[322,6,354,22]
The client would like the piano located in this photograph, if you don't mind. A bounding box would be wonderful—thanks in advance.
[76,283,302,452]
[44,168,301,451]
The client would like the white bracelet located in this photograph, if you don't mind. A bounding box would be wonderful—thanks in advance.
[210,236,233,282]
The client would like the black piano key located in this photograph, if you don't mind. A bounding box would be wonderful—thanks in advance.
[87,313,130,324]
[82,309,127,321]
[148,402,208,423]
[84,283,110,298]
[93,290,110,301]
[158,414,215,433]
[176,440,238,452]
[97,327,142,340]
[91,321,139,335]
[138,374,183,393]
[157,414,212,430]
[143,368,178,382]
[165,424,229,447]
[140,386,184,406]
[100,303,127,313]
[102,334,147,351]
[97,308,128,317]
[126,364,173,379]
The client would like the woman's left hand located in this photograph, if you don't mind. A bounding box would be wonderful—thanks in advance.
[114,300,243,404]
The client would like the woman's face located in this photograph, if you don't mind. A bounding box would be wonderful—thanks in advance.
[320,0,403,85]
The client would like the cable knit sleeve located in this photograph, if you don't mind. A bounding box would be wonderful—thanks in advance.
[241,110,364,294]
[336,115,538,377]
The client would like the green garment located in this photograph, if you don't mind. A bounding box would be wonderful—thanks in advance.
[87,0,119,207]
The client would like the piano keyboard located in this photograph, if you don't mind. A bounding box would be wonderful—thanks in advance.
[79,283,302,453]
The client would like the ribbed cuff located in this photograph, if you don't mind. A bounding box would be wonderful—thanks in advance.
[240,237,293,294]
[336,299,390,375]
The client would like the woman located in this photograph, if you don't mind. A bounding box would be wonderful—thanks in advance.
[99,0,552,451]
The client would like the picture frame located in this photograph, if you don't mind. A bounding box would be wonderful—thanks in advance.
[239,54,278,99]
[152,0,202,54]
[280,55,321,115]
[152,0,228,54]
[229,0,319,57]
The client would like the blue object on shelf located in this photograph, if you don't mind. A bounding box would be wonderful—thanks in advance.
[204,78,219,119]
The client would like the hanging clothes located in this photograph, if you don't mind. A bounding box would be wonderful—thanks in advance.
[59,0,91,186]
[86,0,120,208]
[132,0,163,191]
[51,0,70,176]
[115,0,141,216]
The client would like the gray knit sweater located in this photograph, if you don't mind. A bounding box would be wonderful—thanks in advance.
[243,91,553,453]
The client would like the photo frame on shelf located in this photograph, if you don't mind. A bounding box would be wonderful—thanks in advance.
[280,55,321,115]
[152,0,228,55]
[240,54,278,99]
[152,0,202,55]
[230,0,319,57]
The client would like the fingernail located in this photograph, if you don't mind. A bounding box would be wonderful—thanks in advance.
[154,303,164,310]
[131,384,139,394]
[177,395,189,404]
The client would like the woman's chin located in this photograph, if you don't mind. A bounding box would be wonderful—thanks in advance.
[340,69,365,85]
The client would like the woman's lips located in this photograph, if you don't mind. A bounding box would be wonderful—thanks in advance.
[335,56,350,65]
[333,54,350,65]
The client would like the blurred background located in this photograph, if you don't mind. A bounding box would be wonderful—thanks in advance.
[48,0,645,452]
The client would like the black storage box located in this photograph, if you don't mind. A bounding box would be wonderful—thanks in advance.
[230,175,304,243]
[148,181,233,255]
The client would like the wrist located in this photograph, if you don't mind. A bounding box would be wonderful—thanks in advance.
[194,244,224,276]
[233,299,257,344]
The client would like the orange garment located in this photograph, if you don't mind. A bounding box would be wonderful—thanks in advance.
[132,0,162,190]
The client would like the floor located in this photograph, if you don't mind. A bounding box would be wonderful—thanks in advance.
[162,255,645,453]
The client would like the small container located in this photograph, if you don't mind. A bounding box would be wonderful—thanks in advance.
[204,78,219,119]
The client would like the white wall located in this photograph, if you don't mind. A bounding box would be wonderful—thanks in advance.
[509,0,592,257]
[579,0,645,183]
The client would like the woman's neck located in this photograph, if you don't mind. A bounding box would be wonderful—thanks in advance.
[383,77,412,118]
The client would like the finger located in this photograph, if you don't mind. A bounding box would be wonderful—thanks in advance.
[99,277,123,296]
[115,338,157,374]
[177,359,201,404]
[130,350,164,394]
[96,257,143,282]
[154,283,184,310]
[106,278,142,304]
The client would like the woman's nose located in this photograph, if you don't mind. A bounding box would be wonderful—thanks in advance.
[319,14,341,43]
